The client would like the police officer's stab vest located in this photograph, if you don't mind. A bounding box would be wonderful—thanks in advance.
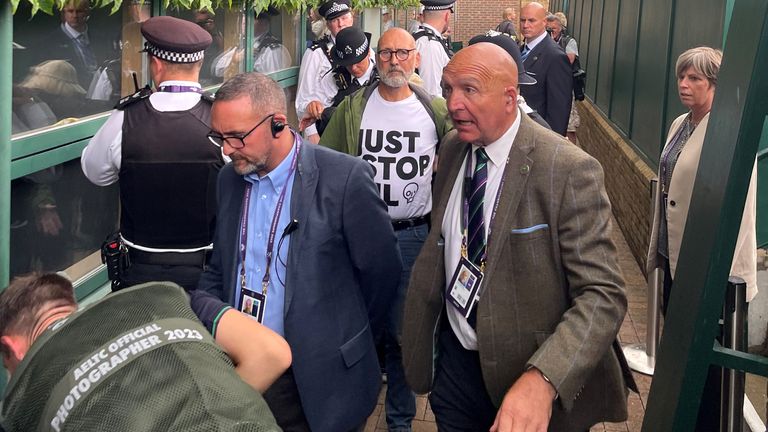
[0,283,280,432]
[119,94,223,249]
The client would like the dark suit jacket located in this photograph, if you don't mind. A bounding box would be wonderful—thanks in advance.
[401,113,636,431]
[520,35,573,136]
[41,26,111,89]
[192,140,402,432]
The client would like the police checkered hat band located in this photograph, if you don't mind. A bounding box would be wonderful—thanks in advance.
[421,0,455,11]
[327,2,349,15]
[143,41,205,63]
[319,0,351,20]
[335,37,368,61]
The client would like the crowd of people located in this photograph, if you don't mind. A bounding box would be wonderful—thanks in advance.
[1,1,757,432]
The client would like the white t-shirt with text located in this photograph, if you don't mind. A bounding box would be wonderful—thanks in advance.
[359,89,438,220]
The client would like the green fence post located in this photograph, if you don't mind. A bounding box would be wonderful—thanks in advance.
[0,0,11,289]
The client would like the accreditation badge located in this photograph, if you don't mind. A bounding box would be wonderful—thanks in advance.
[239,287,266,323]
[445,256,483,319]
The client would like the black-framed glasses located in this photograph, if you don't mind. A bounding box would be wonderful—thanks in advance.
[208,113,274,149]
[378,48,417,61]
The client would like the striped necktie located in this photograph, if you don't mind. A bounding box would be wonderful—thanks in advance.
[467,148,489,266]
[521,44,531,61]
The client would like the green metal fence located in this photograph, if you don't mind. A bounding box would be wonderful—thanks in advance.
[550,0,767,247]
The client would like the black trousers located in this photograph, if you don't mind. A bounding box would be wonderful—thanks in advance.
[263,369,312,432]
[263,369,365,432]
[429,325,498,431]
[119,262,204,292]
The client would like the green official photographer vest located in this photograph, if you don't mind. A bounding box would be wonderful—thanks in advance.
[0,282,280,432]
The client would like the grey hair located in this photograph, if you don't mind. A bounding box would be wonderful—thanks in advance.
[214,72,287,116]
[546,12,567,27]
[675,46,722,87]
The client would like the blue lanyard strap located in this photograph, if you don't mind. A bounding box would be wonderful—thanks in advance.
[239,133,302,295]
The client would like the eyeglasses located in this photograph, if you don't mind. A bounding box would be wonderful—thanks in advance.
[208,113,274,149]
[378,48,417,62]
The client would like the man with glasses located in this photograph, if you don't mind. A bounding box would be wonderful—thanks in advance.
[320,28,453,432]
[296,0,371,144]
[81,16,223,292]
[412,0,455,97]
[196,72,401,432]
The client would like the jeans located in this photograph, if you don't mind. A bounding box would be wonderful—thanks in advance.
[384,224,428,431]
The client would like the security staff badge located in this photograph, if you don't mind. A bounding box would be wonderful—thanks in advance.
[446,256,483,318]
[239,286,266,323]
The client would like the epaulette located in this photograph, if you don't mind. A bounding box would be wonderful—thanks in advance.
[412,28,442,43]
[115,86,152,110]
[201,91,215,103]
[309,35,332,51]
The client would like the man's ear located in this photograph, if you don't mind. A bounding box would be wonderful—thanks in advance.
[1,335,28,371]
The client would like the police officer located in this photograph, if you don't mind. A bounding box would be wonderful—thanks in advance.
[252,7,292,74]
[296,0,367,143]
[413,0,454,97]
[309,26,378,135]
[81,16,224,292]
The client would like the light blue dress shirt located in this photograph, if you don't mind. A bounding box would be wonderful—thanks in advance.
[234,141,297,336]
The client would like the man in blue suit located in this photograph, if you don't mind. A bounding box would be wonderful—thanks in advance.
[191,72,402,432]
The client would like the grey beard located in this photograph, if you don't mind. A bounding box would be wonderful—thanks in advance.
[380,70,409,88]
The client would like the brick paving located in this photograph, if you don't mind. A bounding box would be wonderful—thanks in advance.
[365,218,650,431]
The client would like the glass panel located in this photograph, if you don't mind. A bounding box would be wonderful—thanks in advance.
[252,8,301,75]
[166,5,247,87]
[11,1,150,136]
[10,159,119,281]
[284,84,298,127]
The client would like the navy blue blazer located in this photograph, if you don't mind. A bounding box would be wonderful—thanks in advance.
[520,35,574,136]
[192,139,401,432]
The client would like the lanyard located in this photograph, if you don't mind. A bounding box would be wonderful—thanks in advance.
[157,85,203,94]
[239,134,301,296]
[461,147,508,269]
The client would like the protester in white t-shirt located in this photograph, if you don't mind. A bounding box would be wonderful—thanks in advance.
[318,27,452,432]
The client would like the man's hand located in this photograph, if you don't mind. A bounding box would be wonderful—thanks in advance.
[306,100,325,119]
[299,114,317,132]
[489,368,556,432]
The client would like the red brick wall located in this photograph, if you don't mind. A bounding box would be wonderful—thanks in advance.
[452,0,551,46]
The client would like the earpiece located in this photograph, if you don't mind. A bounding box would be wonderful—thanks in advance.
[270,118,286,138]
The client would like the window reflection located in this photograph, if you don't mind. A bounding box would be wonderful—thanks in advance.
[12,0,150,135]
[10,159,119,280]
[167,5,247,87]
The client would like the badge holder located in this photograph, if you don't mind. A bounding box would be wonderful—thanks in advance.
[446,256,484,318]
[239,286,266,323]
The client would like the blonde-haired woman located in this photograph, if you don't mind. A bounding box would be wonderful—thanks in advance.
[647,46,758,315]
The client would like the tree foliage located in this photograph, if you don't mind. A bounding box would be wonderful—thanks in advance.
[11,0,421,16]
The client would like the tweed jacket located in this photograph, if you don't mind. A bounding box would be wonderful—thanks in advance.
[646,113,758,300]
[401,112,635,431]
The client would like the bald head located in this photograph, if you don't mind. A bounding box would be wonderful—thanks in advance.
[444,42,518,89]
[442,43,519,145]
[520,2,548,40]
[378,27,416,50]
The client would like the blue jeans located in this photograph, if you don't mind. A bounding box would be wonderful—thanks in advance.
[384,224,428,431]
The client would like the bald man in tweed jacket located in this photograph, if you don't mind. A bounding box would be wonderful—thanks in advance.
[401,43,636,431]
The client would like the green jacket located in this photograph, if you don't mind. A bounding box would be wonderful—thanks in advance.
[319,82,453,155]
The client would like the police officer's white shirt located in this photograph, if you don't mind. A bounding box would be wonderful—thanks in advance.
[414,23,450,98]
[296,36,337,137]
[523,30,548,52]
[442,112,521,351]
[253,33,292,75]
[81,80,204,186]
[297,41,374,137]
